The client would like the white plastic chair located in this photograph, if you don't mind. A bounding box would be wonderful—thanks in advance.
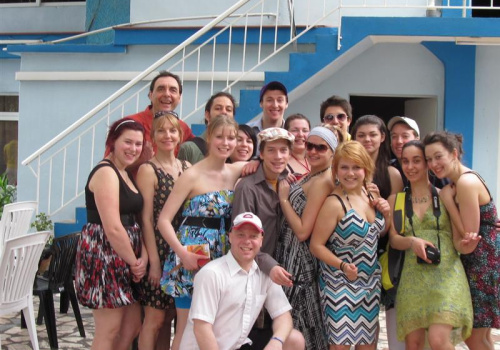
[0,201,37,255]
[0,231,50,350]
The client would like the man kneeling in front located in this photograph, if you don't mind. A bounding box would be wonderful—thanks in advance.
[180,212,305,350]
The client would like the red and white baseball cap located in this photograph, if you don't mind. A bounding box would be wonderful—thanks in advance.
[232,212,264,233]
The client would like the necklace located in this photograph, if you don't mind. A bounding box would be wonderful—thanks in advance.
[341,185,353,209]
[291,154,310,173]
[155,156,181,177]
[411,194,430,204]
[300,167,329,185]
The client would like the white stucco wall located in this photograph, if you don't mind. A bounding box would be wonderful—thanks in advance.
[0,4,85,33]
[288,42,445,128]
[474,46,500,202]
[0,60,21,94]
[130,0,430,28]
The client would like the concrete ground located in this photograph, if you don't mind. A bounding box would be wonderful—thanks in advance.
[1,295,499,349]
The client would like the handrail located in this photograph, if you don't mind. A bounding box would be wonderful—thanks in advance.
[22,0,251,166]
[287,0,297,48]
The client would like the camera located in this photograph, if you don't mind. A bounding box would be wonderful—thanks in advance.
[417,246,441,265]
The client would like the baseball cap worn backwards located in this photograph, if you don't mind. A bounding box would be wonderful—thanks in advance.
[387,116,420,137]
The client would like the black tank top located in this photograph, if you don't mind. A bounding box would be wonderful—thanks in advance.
[85,159,143,221]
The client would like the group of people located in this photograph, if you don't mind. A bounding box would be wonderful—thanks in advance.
[74,71,499,350]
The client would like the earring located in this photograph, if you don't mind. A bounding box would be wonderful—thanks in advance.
[335,176,340,186]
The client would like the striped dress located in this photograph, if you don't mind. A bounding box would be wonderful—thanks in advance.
[319,194,385,345]
[275,174,328,350]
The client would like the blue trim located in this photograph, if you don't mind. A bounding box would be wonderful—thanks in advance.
[0,52,19,59]
[0,34,84,41]
[341,17,500,42]
[6,44,126,53]
[2,27,335,54]
[442,0,472,18]
[54,207,86,238]
[114,26,336,46]
[422,42,475,166]
[0,33,85,59]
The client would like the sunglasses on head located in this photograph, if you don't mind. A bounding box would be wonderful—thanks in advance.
[324,113,347,122]
[154,110,179,119]
[306,142,329,153]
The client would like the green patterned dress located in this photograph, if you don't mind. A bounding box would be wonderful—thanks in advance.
[396,199,473,343]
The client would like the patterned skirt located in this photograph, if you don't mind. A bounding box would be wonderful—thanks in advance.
[75,222,142,309]
[139,230,175,310]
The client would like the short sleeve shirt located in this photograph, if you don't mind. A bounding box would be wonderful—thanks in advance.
[180,251,291,350]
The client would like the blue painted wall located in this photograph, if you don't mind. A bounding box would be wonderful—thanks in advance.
[423,42,475,166]
[86,0,131,44]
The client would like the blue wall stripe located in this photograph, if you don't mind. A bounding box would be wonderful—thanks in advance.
[113,26,336,45]
[422,42,475,166]
[6,44,126,53]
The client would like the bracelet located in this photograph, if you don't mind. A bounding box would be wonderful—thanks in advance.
[281,199,288,204]
[409,237,414,250]
[271,336,284,345]
[339,262,345,272]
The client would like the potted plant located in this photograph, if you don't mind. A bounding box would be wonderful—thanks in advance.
[31,212,54,275]
[0,174,16,216]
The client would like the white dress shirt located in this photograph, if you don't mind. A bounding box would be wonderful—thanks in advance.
[180,250,292,350]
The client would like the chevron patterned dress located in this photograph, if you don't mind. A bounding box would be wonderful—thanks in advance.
[319,206,385,345]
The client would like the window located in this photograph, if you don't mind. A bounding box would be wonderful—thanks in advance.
[0,95,18,185]
[0,96,18,113]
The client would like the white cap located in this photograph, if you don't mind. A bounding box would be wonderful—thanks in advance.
[232,212,264,233]
[387,116,420,137]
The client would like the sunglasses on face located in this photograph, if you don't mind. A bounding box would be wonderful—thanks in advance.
[324,113,347,122]
[306,142,329,153]
[154,110,179,119]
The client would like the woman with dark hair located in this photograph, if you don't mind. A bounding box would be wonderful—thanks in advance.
[424,131,499,350]
[311,141,391,349]
[136,111,191,350]
[276,125,344,349]
[285,113,311,181]
[351,115,403,199]
[389,140,473,349]
[229,124,257,162]
[75,117,148,350]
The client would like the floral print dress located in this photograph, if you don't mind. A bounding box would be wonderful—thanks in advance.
[160,189,234,298]
[76,160,143,309]
[459,171,500,328]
